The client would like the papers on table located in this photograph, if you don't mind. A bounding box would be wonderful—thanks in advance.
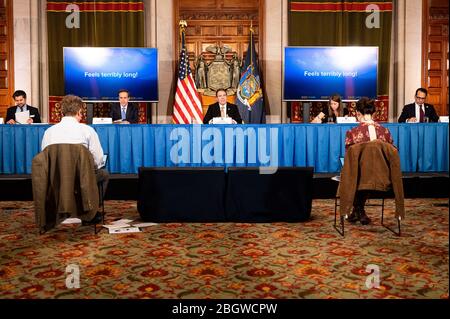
[92,117,113,124]
[15,111,30,124]
[336,116,357,123]
[112,119,130,124]
[212,117,233,124]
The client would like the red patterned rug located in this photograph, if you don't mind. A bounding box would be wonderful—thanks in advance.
[0,199,448,299]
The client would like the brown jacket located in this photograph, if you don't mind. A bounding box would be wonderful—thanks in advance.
[32,144,99,232]
[338,140,405,219]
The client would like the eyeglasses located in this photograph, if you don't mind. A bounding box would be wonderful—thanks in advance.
[415,96,426,100]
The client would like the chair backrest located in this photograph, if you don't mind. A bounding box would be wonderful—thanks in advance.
[338,140,405,218]
[32,144,99,232]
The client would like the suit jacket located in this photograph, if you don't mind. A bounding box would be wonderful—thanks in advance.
[338,140,405,219]
[203,102,243,124]
[6,105,41,123]
[110,103,139,123]
[398,103,439,123]
[32,144,99,232]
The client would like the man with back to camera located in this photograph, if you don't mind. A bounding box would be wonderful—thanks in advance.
[110,89,139,124]
[41,94,109,224]
[203,88,243,124]
[5,90,41,124]
[398,88,439,123]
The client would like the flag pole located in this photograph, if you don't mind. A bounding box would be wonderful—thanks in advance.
[178,20,192,124]
[249,21,254,70]
[248,22,253,118]
[179,20,187,40]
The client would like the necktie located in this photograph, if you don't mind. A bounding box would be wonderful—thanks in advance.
[19,106,24,112]
[220,106,226,118]
[121,108,126,120]
[419,105,424,123]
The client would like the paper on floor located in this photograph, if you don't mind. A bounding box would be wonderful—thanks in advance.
[108,227,141,234]
[132,222,158,228]
[61,218,81,224]
[111,219,134,225]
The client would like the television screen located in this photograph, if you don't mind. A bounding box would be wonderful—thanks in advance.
[64,47,158,102]
[283,46,378,101]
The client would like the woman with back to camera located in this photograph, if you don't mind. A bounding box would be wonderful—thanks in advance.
[344,97,394,225]
[311,94,348,123]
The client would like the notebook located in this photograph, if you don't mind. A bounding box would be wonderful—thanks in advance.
[99,154,108,169]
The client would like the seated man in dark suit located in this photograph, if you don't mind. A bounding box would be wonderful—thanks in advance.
[203,88,243,124]
[5,90,41,124]
[110,89,139,124]
[398,87,439,123]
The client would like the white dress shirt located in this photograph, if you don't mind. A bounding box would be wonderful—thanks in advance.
[219,104,227,117]
[41,116,104,168]
[120,105,128,120]
[414,103,425,122]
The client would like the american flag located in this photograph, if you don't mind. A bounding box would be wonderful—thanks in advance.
[172,29,203,124]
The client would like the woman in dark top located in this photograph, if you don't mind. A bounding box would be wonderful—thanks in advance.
[311,94,348,123]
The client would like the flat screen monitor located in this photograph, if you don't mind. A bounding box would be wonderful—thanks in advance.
[64,47,158,102]
[283,46,378,101]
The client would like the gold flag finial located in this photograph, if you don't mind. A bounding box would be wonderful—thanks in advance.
[250,21,254,33]
[179,20,187,30]
[179,20,187,41]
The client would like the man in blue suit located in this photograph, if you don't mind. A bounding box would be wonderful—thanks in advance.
[398,88,439,123]
[110,89,139,124]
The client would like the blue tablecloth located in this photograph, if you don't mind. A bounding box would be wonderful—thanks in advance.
[1,123,448,174]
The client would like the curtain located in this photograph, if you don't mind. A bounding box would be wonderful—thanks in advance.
[288,0,392,96]
[47,0,145,96]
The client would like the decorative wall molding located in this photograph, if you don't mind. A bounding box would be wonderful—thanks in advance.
[180,12,258,20]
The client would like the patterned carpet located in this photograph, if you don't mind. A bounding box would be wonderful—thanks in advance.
[0,198,448,299]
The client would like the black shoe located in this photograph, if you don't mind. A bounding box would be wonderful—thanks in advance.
[347,209,360,223]
[82,212,103,226]
[360,211,371,225]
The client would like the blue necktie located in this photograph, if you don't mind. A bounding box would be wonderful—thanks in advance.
[121,107,126,120]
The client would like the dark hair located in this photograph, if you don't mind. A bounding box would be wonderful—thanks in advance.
[215,88,227,97]
[328,93,343,116]
[13,90,27,99]
[356,97,376,115]
[61,95,84,116]
[415,88,428,97]
[118,89,130,97]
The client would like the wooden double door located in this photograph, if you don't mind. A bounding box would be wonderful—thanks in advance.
[423,0,449,116]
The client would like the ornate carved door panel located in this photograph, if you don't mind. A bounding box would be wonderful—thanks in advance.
[422,0,449,116]
[174,0,264,113]
[0,0,14,118]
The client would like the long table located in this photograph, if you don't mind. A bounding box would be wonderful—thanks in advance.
[1,123,448,174]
